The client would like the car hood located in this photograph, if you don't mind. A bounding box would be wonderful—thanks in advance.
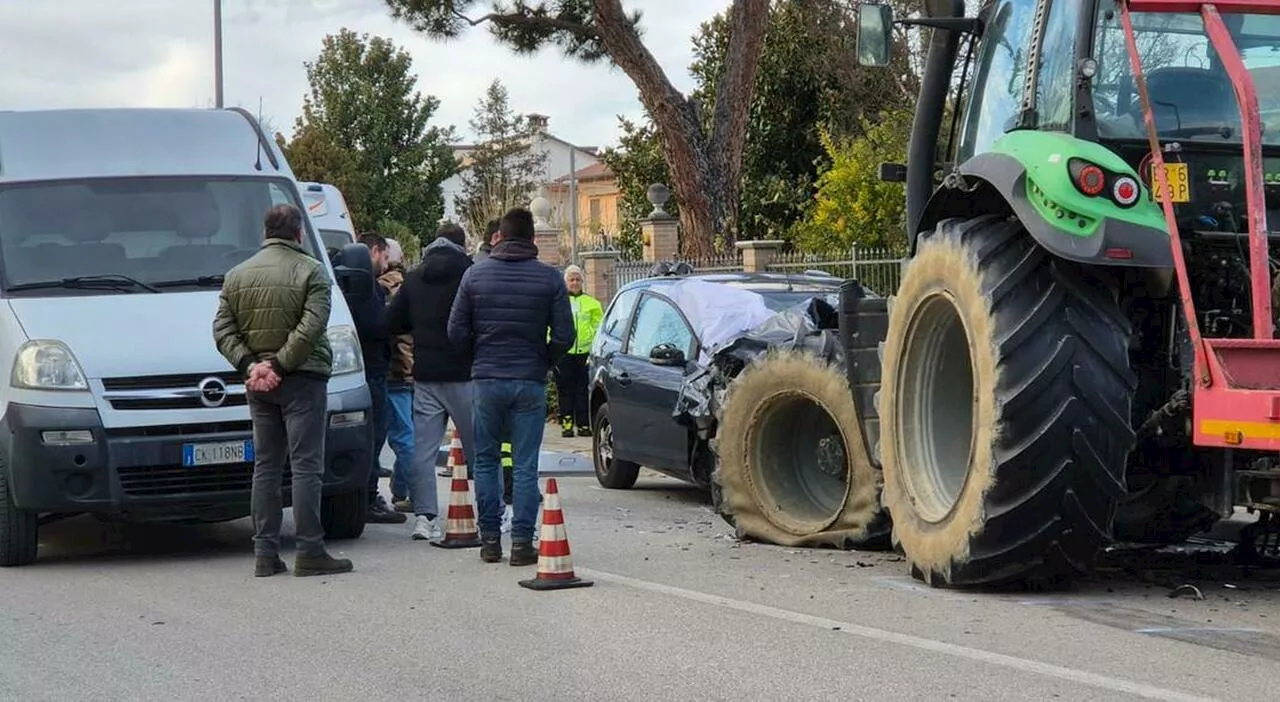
[8,291,235,379]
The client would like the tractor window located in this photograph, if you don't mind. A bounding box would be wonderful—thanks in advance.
[1090,3,1280,144]
[956,0,1039,161]
[1037,0,1085,130]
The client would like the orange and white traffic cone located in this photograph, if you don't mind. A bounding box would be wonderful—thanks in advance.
[518,478,593,591]
[430,462,482,549]
[438,427,463,478]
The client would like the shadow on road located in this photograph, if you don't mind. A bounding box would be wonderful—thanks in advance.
[29,514,257,567]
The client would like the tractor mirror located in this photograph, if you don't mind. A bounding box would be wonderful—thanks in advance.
[857,4,894,67]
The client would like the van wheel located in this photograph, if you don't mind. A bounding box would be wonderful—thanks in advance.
[0,461,39,566]
[321,489,367,540]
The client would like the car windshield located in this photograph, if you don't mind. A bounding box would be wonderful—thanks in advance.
[1091,2,1280,144]
[0,176,323,295]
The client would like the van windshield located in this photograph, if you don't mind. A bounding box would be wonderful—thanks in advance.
[319,229,353,252]
[0,176,324,295]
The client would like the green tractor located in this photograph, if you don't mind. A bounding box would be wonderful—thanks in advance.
[846,0,1280,587]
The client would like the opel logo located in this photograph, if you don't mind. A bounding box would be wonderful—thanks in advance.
[197,377,228,408]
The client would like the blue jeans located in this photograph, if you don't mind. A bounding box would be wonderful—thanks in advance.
[387,383,414,499]
[366,369,389,503]
[472,379,545,541]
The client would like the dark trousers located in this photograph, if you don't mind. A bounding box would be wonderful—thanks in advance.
[555,353,590,429]
[366,368,389,504]
[247,375,327,558]
[473,379,546,541]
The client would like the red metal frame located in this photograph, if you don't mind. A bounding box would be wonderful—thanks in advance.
[1119,0,1280,450]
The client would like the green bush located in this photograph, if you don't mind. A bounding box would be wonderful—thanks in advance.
[545,378,559,421]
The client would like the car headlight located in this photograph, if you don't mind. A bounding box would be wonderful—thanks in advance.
[326,325,363,375]
[12,340,88,391]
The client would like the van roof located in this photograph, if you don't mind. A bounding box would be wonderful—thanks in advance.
[0,108,291,184]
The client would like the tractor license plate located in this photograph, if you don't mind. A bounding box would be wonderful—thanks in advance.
[1153,162,1191,204]
[183,440,254,467]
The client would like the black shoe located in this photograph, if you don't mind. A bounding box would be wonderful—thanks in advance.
[294,552,354,577]
[480,535,503,563]
[576,427,592,438]
[367,497,408,524]
[561,428,574,438]
[254,555,287,577]
[510,540,538,567]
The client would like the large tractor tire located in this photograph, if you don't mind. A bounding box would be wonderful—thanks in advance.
[879,214,1136,587]
[712,351,889,549]
[1113,476,1221,544]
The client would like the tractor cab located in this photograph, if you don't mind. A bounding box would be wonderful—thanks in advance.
[1088,4,1280,240]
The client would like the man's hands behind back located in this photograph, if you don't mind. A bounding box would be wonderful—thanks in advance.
[247,362,281,393]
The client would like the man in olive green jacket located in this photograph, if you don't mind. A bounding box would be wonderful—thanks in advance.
[213,203,352,579]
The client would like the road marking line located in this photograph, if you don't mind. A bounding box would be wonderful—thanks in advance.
[577,567,1218,702]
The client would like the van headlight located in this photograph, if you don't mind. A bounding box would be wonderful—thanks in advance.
[12,340,88,391]
[326,325,363,375]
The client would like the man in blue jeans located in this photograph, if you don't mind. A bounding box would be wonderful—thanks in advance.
[448,207,573,566]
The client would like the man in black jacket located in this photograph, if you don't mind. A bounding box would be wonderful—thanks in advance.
[387,222,475,542]
[448,207,574,566]
[354,232,406,524]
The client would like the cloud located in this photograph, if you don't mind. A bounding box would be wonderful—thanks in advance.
[0,0,729,149]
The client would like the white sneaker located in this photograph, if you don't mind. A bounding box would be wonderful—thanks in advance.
[500,505,513,534]
[412,515,441,541]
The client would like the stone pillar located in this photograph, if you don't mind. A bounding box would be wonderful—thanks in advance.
[735,240,786,273]
[530,194,564,267]
[580,250,620,302]
[640,183,679,263]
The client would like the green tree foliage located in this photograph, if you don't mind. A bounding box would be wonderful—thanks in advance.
[280,29,457,252]
[455,80,547,242]
[382,0,771,259]
[688,0,921,242]
[598,116,671,260]
[791,110,914,254]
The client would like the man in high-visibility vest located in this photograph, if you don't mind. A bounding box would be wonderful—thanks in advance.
[556,265,604,438]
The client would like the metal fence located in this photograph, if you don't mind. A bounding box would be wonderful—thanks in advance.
[767,245,907,296]
[613,253,745,289]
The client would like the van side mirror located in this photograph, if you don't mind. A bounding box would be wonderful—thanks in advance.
[649,343,686,367]
[333,242,374,305]
[857,4,894,67]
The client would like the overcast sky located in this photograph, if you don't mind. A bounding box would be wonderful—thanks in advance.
[0,0,728,150]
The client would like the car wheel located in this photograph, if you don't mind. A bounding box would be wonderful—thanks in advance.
[593,402,640,489]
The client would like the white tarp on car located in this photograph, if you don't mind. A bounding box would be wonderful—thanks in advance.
[666,278,777,365]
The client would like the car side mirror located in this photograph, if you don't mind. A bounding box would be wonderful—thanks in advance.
[333,242,374,305]
[649,343,686,367]
[856,3,894,67]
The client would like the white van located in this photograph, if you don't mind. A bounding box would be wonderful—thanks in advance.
[301,182,358,254]
[0,107,373,565]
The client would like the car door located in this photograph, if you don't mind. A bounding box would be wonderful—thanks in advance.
[591,288,641,452]
[609,292,697,474]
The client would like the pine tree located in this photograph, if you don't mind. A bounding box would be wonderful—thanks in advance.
[455,80,548,241]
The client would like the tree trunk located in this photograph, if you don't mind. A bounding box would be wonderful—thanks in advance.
[594,0,768,259]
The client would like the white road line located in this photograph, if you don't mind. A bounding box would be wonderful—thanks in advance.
[576,567,1219,702]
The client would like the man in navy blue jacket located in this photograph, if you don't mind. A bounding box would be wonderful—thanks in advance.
[448,207,574,565]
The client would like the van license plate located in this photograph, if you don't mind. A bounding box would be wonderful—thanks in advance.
[183,440,254,467]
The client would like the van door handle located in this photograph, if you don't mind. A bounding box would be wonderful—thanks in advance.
[616,371,631,387]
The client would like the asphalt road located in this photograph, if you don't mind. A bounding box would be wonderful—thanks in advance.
[2,439,1279,701]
